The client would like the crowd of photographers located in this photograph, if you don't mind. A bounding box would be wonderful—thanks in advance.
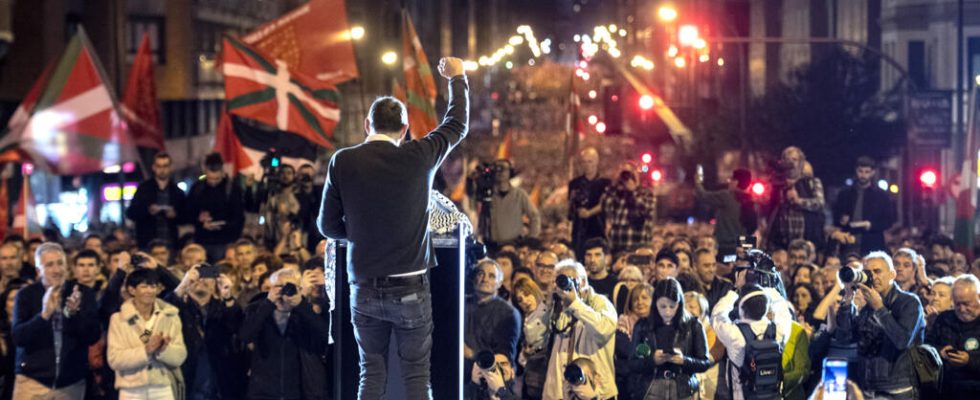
[462,145,980,400]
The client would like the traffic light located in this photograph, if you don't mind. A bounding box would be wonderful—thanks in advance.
[602,85,623,135]
[751,181,767,197]
[919,169,938,189]
[641,153,653,164]
[651,169,664,183]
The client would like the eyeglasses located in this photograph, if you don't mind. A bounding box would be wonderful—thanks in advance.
[536,263,556,270]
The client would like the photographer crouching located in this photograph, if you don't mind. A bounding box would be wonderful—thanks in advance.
[827,252,925,400]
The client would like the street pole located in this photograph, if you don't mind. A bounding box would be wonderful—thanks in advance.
[956,0,965,164]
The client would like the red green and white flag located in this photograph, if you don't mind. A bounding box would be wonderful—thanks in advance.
[222,35,339,151]
[0,28,135,175]
[402,11,438,140]
[954,86,980,257]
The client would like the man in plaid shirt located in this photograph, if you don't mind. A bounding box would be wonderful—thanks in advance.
[768,146,826,249]
[602,163,657,255]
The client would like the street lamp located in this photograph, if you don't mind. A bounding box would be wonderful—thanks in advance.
[657,6,678,22]
[349,26,365,40]
[381,51,398,65]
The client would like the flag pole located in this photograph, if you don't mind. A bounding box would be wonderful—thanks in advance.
[20,171,26,238]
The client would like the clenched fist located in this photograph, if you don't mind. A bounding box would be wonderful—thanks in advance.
[438,57,465,79]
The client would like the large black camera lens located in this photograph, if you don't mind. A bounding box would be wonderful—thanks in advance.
[281,282,298,297]
[564,363,586,385]
[556,274,575,292]
[476,350,496,370]
[838,267,872,285]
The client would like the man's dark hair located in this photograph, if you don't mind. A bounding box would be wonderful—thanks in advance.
[73,249,102,266]
[368,96,407,133]
[582,238,609,255]
[147,239,169,251]
[83,233,102,244]
[732,169,752,190]
[739,284,769,320]
[204,152,224,172]
[280,254,300,266]
[655,248,679,266]
[234,238,255,248]
[125,268,161,288]
[494,251,523,270]
[856,156,876,169]
[154,152,172,162]
[2,235,24,246]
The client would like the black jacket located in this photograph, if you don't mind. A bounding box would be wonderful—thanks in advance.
[618,315,712,400]
[239,298,331,400]
[835,282,924,392]
[186,177,245,246]
[925,310,980,395]
[831,185,896,255]
[165,293,246,399]
[12,281,101,387]
[125,179,187,249]
[318,76,469,281]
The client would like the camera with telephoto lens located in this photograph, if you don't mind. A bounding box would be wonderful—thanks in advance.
[476,350,496,370]
[555,274,577,292]
[260,149,283,194]
[838,266,873,285]
[564,363,587,386]
[130,254,148,268]
[280,282,298,297]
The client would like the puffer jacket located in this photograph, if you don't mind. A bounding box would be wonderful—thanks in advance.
[107,299,187,390]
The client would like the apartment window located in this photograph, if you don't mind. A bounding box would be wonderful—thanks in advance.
[127,16,166,64]
[908,40,927,88]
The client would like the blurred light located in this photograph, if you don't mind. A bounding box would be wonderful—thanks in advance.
[751,182,767,197]
[463,60,479,71]
[611,95,619,102]
[609,24,618,32]
[102,183,138,202]
[595,121,607,133]
[505,61,514,69]
[574,34,581,42]
[651,169,664,182]
[177,182,188,192]
[639,95,655,110]
[528,59,535,66]
[381,51,398,65]
[667,45,679,57]
[619,29,627,37]
[693,38,707,49]
[641,165,650,173]
[22,163,33,176]
[608,48,622,58]
[587,115,598,125]
[581,72,590,80]
[350,26,365,40]
[678,25,699,46]
[641,153,653,164]
[103,165,121,174]
[657,6,678,22]
[674,57,686,68]
[504,45,514,54]
[889,184,899,194]
[846,178,854,186]
[698,54,710,63]
[631,55,655,70]
[588,90,597,99]
[717,57,725,66]
[920,170,938,188]
[509,35,524,45]
[877,179,889,191]
[541,38,552,54]
[975,74,980,86]
[579,60,588,69]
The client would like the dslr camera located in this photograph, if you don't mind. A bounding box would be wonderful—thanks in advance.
[476,350,497,371]
[838,266,873,285]
[280,282,299,297]
[555,274,578,292]
[564,363,587,386]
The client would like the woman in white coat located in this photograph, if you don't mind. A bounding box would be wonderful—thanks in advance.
[108,268,187,400]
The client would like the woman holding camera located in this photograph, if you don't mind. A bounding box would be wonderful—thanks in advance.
[624,277,711,400]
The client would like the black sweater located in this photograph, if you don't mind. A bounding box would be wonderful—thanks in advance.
[318,76,469,280]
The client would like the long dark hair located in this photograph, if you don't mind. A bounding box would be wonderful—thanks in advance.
[651,277,689,327]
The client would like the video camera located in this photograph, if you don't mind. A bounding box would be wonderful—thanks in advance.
[734,249,787,297]
[259,149,284,194]
[767,158,795,189]
[474,162,498,204]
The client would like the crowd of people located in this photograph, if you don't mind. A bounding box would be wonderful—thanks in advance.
[462,145,980,400]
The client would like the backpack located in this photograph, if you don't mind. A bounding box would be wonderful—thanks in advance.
[736,322,783,400]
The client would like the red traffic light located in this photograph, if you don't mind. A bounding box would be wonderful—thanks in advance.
[751,181,767,197]
[651,169,664,183]
[641,153,653,164]
[639,95,655,110]
[919,170,938,188]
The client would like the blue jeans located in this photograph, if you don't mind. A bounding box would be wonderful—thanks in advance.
[351,275,433,400]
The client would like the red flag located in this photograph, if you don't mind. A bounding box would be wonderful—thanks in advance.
[121,33,165,151]
[212,111,255,175]
[496,131,512,160]
[402,11,438,140]
[243,0,358,84]
[392,78,407,104]
[222,36,339,149]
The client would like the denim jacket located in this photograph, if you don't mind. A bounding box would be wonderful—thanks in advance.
[835,282,924,392]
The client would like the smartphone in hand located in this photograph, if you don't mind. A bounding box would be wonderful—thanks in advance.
[822,357,848,400]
